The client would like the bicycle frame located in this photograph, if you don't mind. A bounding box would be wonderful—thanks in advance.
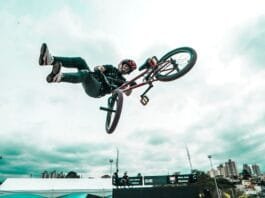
[118,60,172,93]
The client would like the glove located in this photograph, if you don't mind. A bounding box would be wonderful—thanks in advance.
[147,56,158,67]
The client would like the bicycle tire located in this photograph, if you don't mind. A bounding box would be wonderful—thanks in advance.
[155,47,197,81]
[105,89,123,134]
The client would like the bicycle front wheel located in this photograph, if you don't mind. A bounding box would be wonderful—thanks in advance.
[105,89,123,134]
[156,47,197,81]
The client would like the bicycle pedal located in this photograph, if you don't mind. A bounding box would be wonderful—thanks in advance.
[140,95,149,106]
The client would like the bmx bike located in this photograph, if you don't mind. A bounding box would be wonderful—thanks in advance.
[100,47,197,134]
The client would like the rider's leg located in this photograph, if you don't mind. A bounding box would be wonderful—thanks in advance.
[47,62,86,83]
[59,71,87,83]
[53,56,91,71]
[39,43,90,71]
[41,43,102,97]
[46,62,62,83]
[48,66,102,97]
[62,71,102,97]
[81,73,102,97]
[39,43,54,65]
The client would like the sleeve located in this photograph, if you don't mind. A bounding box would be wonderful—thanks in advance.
[103,65,117,73]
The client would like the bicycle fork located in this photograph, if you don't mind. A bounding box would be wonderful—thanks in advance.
[140,83,153,105]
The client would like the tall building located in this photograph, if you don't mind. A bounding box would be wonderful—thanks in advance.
[243,164,252,175]
[217,164,226,177]
[224,159,238,178]
[208,169,218,178]
[252,164,261,176]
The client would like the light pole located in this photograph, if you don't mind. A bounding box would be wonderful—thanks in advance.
[109,159,113,176]
[208,155,221,198]
[116,148,119,174]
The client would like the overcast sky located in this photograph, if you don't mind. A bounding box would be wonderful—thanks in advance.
[0,0,265,180]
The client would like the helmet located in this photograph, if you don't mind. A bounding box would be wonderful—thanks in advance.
[119,59,137,73]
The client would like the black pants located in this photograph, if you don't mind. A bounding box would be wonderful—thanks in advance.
[53,56,103,98]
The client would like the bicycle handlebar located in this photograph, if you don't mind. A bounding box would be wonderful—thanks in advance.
[138,62,149,71]
[138,56,159,71]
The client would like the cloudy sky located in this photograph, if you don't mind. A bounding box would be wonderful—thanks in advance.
[0,0,265,180]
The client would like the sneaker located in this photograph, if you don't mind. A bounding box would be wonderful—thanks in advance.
[39,43,54,65]
[46,62,62,83]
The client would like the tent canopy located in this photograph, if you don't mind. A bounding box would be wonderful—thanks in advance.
[0,178,112,197]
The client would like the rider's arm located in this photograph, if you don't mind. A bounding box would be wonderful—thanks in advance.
[123,81,137,96]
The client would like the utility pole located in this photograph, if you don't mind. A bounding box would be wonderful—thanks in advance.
[185,145,193,173]
[208,155,221,198]
[116,148,119,175]
[109,159,113,176]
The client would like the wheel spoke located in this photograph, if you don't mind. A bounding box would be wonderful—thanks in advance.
[174,53,191,68]
[163,68,175,76]
[158,61,180,76]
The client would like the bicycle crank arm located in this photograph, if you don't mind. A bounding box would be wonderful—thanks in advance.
[141,83,153,96]
[100,106,117,113]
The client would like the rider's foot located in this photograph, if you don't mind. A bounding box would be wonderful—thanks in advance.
[46,62,62,83]
[39,43,54,65]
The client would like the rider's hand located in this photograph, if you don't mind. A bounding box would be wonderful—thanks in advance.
[124,89,132,96]
[94,65,106,73]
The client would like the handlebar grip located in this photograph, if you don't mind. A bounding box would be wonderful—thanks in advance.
[139,56,158,71]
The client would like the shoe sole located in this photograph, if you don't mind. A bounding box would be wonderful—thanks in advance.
[52,62,61,75]
[46,62,61,82]
[39,43,47,65]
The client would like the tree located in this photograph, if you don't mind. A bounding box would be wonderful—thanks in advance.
[191,169,216,191]
[190,169,237,197]
[101,174,111,178]
[242,169,251,180]
[65,171,80,178]
[216,178,235,189]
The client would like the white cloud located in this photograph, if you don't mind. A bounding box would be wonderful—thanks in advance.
[1,0,265,178]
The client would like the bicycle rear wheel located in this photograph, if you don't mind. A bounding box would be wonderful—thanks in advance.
[105,89,123,134]
[156,47,197,81]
